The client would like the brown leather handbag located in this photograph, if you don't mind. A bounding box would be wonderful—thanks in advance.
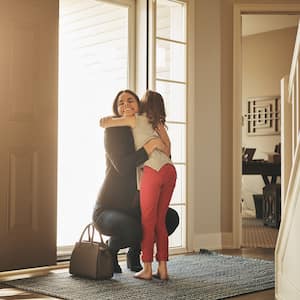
[69,223,113,280]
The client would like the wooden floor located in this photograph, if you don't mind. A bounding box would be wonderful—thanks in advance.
[242,217,278,248]
[0,248,275,300]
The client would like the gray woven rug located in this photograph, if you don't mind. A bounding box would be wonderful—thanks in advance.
[4,251,274,300]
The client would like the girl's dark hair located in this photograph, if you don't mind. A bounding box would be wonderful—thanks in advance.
[112,89,140,116]
[141,90,166,129]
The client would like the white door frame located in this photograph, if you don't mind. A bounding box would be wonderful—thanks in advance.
[232,3,300,248]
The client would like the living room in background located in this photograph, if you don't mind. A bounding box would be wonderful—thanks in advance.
[58,0,135,252]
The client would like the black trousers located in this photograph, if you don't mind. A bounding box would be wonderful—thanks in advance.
[93,207,179,253]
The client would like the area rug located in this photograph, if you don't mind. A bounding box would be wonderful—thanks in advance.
[3,251,274,300]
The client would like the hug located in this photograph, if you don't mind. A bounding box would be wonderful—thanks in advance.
[93,89,179,280]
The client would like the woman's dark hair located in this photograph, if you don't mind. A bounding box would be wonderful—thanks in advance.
[112,89,140,116]
[141,90,166,129]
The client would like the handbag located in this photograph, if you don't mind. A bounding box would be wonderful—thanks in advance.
[69,222,113,280]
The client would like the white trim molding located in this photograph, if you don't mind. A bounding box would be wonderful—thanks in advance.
[192,233,222,251]
[222,232,234,249]
[186,0,196,253]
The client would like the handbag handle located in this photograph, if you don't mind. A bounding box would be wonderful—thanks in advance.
[79,223,105,245]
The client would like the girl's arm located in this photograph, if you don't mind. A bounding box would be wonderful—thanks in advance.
[104,127,165,174]
[100,116,135,128]
[143,138,166,156]
[155,123,171,157]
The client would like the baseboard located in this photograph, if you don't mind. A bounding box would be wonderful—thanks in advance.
[221,232,234,249]
[192,233,222,251]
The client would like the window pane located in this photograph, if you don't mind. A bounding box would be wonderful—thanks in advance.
[156,0,186,42]
[167,123,186,163]
[156,81,186,122]
[155,0,187,251]
[171,165,186,205]
[169,205,186,248]
[156,39,186,82]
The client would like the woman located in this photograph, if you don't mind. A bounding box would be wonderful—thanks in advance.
[93,89,179,273]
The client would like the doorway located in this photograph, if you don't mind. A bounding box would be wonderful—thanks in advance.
[57,0,134,252]
[240,14,298,248]
[233,3,300,249]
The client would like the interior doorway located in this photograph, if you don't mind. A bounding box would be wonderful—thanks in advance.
[233,3,300,249]
[240,14,298,248]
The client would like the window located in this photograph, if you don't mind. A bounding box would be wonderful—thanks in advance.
[154,0,187,249]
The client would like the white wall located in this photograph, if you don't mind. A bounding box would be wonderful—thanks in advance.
[193,0,222,249]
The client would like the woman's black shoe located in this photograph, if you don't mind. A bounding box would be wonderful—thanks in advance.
[126,251,142,272]
[113,260,122,273]
[109,249,122,273]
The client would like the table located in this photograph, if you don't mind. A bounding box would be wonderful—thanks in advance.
[242,160,281,228]
[242,160,281,185]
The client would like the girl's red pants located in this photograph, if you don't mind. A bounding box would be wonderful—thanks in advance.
[139,164,177,262]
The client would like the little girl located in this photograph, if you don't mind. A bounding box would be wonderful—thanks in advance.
[100,90,177,280]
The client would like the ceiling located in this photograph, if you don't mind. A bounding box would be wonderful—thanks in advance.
[242,15,300,36]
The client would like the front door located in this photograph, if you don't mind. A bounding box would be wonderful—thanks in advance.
[0,0,58,271]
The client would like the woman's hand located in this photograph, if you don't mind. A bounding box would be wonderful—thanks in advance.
[143,138,168,156]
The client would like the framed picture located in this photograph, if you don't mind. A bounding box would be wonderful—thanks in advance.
[245,96,280,136]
